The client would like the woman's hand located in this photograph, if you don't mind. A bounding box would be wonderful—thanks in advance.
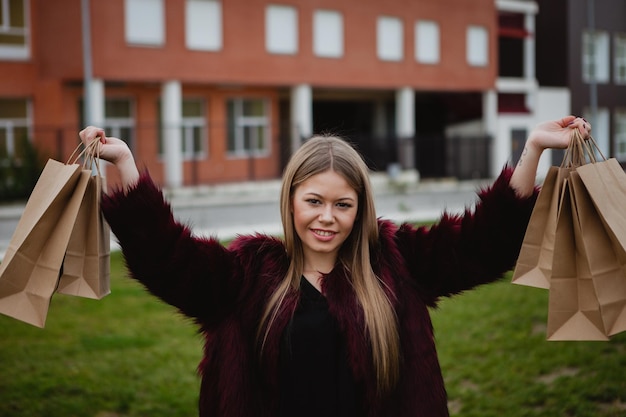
[79,126,140,191]
[510,115,591,197]
[526,116,591,153]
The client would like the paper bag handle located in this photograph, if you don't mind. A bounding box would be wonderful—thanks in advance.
[66,139,102,176]
[561,129,604,168]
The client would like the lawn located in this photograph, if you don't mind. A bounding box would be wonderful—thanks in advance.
[0,251,625,417]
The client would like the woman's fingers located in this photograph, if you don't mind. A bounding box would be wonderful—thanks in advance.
[79,126,107,145]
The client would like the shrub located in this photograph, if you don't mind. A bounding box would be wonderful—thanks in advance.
[0,134,43,202]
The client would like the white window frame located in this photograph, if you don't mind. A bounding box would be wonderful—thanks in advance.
[104,98,136,151]
[265,5,298,55]
[614,33,626,85]
[125,0,165,46]
[467,25,488,67]
[582,30,609,83]
[0,0,30,60]
[185,0,222,51]
[415,20,440,64]
[313,9,343,58]
[227,98,271,158]
[615,109,626,160]
[0,98,31,163]
[181,99,207,160]
[377,16,403,62]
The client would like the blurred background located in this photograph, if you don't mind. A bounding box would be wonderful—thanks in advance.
[0,0,624,197]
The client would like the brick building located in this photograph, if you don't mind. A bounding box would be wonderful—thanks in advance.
[1,0,570,189]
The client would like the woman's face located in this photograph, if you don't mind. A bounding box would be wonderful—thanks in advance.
[291,170,358,266]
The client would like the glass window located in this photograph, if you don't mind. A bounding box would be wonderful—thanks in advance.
[313,10,343,58]
[415,20,439,64]
[157,99,207,160]
[0,0,29,60]
[227,98,270,157]
[186,0,222,51]
[467,25,488,67]
[582,30,609,83]
[104,98,135,151]
[614,33,626,85]
[583,107,610,157]
[125,0,165,46]
[377,16,403,61]
[0,98,30,161]
[615,109,626,160]
[265,5,298,55]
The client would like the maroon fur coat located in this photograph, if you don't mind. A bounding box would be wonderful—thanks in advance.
[101,167,537,417]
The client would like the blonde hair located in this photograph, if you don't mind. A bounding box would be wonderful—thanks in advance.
[258,135,400,394]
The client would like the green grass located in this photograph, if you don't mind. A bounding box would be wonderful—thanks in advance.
[1,251,625,416]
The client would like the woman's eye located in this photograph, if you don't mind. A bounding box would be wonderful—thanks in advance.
[337,202,353,208]
[306,198,321,205]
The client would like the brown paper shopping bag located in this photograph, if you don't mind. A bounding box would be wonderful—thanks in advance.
[0,159,89,327]
[513,129,596,290]
[569,171,626,337]
[546,178,608,341]
[512,166,564,289]
[577,157,626,257]
[57,156,110,299]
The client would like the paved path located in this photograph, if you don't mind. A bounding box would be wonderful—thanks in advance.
[0,173,489,259]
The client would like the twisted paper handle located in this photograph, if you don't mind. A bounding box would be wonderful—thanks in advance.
[66,139,102,176]
[561,129,604,168]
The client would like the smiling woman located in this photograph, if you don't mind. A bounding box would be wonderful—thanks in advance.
[291,170,359,289]
[79,116,589,417]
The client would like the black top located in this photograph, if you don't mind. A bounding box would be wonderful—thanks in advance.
[279,277,363,417]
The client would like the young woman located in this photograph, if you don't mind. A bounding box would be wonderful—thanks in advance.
[80,116,590,417]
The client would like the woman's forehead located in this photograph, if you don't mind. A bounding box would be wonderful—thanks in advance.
[294,170,357,197]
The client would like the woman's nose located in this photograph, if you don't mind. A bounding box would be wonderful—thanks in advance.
[319,205,334,223]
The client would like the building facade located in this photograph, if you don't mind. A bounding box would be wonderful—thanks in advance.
[1,0,571,189]
[536,0,626,166]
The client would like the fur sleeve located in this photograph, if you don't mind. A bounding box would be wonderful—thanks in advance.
[101,172,240,325]
[393,166,538,306]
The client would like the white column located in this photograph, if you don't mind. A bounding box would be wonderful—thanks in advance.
[86,78,105,127]
[483,90,502,177]
[524,13,535,82]
[290,84,312,154]
[86,78,106,175]
[395,87,415,169]
[524,13,537,113]
[162,80,183,188]
[395,87,415,138]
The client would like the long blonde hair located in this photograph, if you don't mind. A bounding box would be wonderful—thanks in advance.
[258,135,400,394]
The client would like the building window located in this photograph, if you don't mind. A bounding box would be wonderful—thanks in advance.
[615,33,626,85]
[158,99,207,160]
[227,98,270,157]
[616,109,626,160]
[0,98,30,163]
[104,99,135,151]
[583,107,610,157]
[377,16,403,61]
[0,0,29,60]
[467,25,488,67]
[265,5,298,55]
[186,0,221,51]
[415,20,439,64]
[582,30,609,83]
[313,9,343,58]
[180,99,206,159]
[125,0,165,46]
